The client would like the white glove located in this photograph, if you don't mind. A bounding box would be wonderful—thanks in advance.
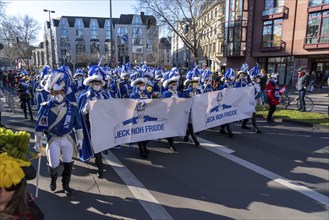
[77,139,83,150]
[34,132,43,152]
[82,102,89,115]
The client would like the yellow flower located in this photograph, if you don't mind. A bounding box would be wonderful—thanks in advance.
[0,153,31,188]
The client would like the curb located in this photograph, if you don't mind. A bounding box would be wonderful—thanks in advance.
[281,118,313,127]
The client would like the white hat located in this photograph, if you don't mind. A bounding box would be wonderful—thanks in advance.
[44,69,70,93]
[163,71,179,88]
[130,70,147,87]
[83,65,106,86]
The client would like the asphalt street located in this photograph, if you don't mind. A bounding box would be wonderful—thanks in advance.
[1,89,328,220]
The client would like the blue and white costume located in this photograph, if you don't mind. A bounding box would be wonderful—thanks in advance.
[34,69,83,195]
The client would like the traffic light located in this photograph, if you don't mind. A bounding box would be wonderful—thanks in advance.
[207,59,212,67]
[126,56,130,63]
[184,61,188,67]
[118,56,123,65]
[147,19,151,29]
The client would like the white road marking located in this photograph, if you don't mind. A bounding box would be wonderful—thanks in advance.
[199,139,329,207]
[197,137,235,154]
[103,152,173,220]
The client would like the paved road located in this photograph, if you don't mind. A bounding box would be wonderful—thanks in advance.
[1,90,328,220]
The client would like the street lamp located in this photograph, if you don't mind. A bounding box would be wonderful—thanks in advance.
[44,9,55,68]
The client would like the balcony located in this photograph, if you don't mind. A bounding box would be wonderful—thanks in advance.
[304,36,329,49]
[262,6,289,20]
[223,47,246,57]
[260,40,286,52]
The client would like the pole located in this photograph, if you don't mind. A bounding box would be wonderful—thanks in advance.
[48,11,54,68]
[109,0,114,67]
[35,153,42,198]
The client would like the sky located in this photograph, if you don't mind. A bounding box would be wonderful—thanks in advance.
[5,0,139,44]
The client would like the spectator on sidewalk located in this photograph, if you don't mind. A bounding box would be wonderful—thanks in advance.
[0,89,5,127]
[16,74,34,121]
[296,69,310,112]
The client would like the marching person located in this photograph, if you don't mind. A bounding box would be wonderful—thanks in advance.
[34,69,83,196]
[241,64,262,133]
[78,65,112,178]
[266,73,286,122]
[35,65,51,111]
[129,71,151,158]
[161,70,182,152]
[182,67,201,146]
[218,68,234,137]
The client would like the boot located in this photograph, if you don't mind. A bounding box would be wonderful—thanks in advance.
[48,166,59,191]
[138,142,147,158]
[226,124,234,137]
[251,113,261,134]
[95,153,103,179]
[188,124,200,146]
[143,141,150,154]
[166,137,176,151]
[62,162,74,196]
[219,125,228,134]
[241,119,251,129]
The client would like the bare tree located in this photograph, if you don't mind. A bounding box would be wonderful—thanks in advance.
[138,0,214,64]
[0,14,40,67]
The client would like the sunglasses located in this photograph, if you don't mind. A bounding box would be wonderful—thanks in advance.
[1,182,21,192]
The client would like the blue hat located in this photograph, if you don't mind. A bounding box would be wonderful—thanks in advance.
[224,68,235,80]
[83,65,106,86]
[154,68,163,80]
[163,70,180,88]
[40,65,52,80]
[201,69,212,82]
[141,65,154,78]
[130,70,147,87]
[44,69,71,93]
[248,64,260,79]
[73,68,84,78]
[184,67,201,86]
[238,63,249,74]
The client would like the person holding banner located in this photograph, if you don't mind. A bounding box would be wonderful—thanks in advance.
[34,69,83,196]
[266,73,286,122]
[182,68,201,146]
[78,65,111,179]
[129,71,152,158]
[161,70,183,152]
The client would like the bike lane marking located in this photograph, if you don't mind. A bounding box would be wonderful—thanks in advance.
[103,152,174,220]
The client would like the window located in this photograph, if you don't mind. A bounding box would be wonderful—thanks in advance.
[105,20,112,40]
[305,10,329,44]
[309,0,329,7]
[262,18,283,47]
[117,27,128,45]
[75,18,84,38]
[60,19,69,38]
[132,15,142,25]
[75,39,85,55]
[90,19,99,39]
[132,27,143,45]
[264,0,284,9]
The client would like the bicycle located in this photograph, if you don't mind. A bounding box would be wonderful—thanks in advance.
[278,92,314,112]
[306,80,320,92]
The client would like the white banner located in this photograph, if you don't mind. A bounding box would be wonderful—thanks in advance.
[191,87,256,133]
[89,98,193,153]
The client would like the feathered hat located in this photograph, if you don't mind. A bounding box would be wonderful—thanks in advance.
[73,68,84,78]
[83,65,106,86]
[163,69,180,88]
[44,69,71,93]
[141,65,154,79]
[201,69,212,82]
[248,64,260,79]
[39,65,52,87]
[184,67,201,86]
[154,68,163,80]
[130,70,147,87]
[224,68,235,80]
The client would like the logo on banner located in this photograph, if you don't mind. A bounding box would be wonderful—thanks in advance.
[113,100,168,143]
[205,91,238,126]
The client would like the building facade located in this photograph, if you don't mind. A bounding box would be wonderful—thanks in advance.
[159,37,171,70]
[32,12,158,71]
[198,0,226,72]
[221,0,329,86]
